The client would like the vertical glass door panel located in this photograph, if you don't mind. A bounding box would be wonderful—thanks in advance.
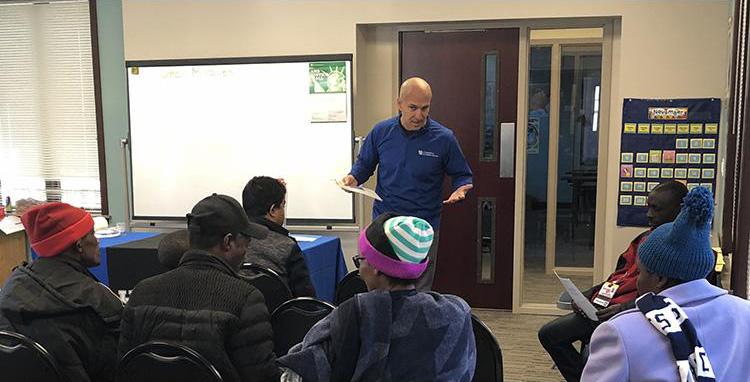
[555,46,601,269]
[522,46,552,303]
[522,42,602,305]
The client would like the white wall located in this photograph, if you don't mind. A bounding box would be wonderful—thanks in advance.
[122,0,733,285]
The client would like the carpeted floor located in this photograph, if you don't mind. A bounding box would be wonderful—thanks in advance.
[473,309,567,382]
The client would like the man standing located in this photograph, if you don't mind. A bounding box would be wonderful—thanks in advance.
[0,202,123,382]
[342,77,473,290]
[538,180,688,382]
[582,187,750,381]
[119,194,280,382]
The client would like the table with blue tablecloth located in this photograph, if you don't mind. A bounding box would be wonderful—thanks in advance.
[100,232,347,303]
[292,234,349,303]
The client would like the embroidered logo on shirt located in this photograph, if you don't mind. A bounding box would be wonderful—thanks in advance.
[418,150,439,158]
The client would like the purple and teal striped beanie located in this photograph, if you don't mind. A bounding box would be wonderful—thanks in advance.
[358,213,433,280]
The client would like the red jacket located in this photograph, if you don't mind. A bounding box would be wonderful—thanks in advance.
[590,230,651,306]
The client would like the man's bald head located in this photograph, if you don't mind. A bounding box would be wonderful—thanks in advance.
[397,77,433,130]
[399,77,432,100]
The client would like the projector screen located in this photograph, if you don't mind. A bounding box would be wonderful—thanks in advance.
[126,56,354,222]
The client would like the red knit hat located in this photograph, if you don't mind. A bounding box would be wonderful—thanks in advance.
[21,202,94,257]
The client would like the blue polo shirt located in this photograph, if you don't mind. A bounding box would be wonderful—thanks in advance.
[349,115,473,230]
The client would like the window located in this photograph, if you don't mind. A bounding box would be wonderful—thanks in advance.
[0,0,102,213]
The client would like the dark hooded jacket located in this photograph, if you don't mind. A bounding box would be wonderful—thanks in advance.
[0,253,124,382]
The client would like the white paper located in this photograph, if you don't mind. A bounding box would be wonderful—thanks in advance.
[0,216,24,235]
[555,271,599,321]
[289,234,320,242]
[334,179,382,201]
[93,216,109,231]
[94,228,122,239]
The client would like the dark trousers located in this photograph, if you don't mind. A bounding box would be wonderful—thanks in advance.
[538,312,598,382]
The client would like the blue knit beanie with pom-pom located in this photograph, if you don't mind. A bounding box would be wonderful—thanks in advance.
[638,186,714,281]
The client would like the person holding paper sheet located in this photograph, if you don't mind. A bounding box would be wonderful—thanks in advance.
[342,77,473,291]
[538,181,687,382]
[582,187,750,381]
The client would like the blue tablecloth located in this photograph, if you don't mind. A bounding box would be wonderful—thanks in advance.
[294,235,348,303]
[31,231,159,285]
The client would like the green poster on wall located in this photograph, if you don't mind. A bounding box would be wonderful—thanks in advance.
[309,62,347,94]
[309,61,347,122]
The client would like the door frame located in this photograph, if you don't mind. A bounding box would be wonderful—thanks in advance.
[357,17,618,313]
[514,25,614,314]
[534,43,603,278]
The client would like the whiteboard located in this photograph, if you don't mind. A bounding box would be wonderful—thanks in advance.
[126,56,354,222]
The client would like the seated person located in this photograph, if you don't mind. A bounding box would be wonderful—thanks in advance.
[157,228,188,270]
[582,186,750,381]
[538,180,687,382]
[278,213,476,382]
[0,202,123,382]
[118,194,280,382]
[242,176,315,297]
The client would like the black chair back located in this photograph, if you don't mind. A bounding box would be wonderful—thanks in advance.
[0,330,63,382]
[240,263,293,314]
[471,314,503,382]
[334,270,368,305]
[271,297,335,356]
[118,341,222,382]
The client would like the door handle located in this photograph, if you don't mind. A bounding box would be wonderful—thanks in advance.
[499,122,515,178]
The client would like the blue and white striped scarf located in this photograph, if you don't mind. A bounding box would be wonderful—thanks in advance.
[636,292,716,382]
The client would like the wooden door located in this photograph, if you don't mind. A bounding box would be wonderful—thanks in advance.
[401,28,519,308]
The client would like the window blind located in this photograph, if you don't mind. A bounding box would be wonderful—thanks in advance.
[0,0,101,213]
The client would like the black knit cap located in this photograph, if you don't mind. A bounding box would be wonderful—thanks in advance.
[365,212,401,260]
[187,194,268,239]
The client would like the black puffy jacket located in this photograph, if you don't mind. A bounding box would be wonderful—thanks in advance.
[0,253,123,382]
[118,250,280,382]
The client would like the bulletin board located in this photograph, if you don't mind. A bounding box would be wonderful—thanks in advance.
[617,98,720,227]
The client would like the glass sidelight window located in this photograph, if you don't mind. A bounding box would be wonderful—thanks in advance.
[522,36,604,306]
[480,52,499,161]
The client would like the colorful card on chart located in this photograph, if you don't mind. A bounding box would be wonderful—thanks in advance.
[620,164,634,178]
[634,196,647,206]
[662,150,676,164]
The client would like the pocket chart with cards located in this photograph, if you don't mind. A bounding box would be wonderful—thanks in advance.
[618,98,720,227]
